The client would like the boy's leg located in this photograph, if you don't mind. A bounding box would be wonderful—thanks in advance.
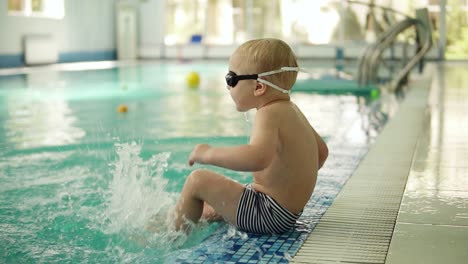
[202,202,227,222]
[173,169,244,231]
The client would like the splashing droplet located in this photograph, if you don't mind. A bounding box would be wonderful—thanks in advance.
[103,142,177,233]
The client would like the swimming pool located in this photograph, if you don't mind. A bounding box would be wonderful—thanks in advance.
[0,61,397,263]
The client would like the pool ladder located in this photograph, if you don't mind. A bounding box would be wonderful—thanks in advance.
[358,8,433,91]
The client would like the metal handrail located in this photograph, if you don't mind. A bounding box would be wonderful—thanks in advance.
[357,17,417,85]
[358,8,433,90]
[345,0,412,19]
[390,11,433,88]
[367,18,418,83]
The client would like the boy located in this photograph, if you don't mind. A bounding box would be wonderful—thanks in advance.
[172,38,328,234]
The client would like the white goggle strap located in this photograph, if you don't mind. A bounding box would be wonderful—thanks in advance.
[257,67,305,94]
[258,67,305,77]
[257,78,290,94]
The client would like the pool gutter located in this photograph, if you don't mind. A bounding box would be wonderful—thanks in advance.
[291,69,433,263]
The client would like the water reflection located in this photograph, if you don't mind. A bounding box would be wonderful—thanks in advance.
[2,72,85,149]
[294,92,398,146]
[0,61,400,150]
[406,63,468,193]
[401,189,468,225]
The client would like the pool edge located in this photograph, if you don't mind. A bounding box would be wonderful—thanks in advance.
[290,68,433,263]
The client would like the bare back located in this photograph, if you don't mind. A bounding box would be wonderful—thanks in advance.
[251,100,320,214]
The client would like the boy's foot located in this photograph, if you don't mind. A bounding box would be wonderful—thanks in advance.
[144,213,171,233]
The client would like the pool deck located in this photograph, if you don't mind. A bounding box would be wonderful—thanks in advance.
[292,62,468,264]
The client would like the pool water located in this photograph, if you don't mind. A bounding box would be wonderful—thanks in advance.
[0,61,396,263]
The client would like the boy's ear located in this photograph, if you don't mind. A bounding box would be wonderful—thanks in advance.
[254,79,267,96]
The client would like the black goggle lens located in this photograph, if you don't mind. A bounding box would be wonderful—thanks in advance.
[225,71,238,87]
[225,71,258,88]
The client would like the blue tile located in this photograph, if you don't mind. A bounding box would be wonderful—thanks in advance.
[58,50,116,63]
[0,54,23,68]
[231,254,241,260]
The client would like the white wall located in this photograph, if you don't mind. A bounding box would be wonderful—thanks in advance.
[0,3,62,54]
[0,0,116,55]
[61,0,116,53]
[138,0,166,58]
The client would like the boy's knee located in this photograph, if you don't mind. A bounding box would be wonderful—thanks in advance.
[186,169,209,188]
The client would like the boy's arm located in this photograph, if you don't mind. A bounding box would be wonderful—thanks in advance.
[189,109,279,171]
[313,128,328,169]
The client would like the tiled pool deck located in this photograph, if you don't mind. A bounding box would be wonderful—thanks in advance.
[385,62,468,264]
[291,62,468,263]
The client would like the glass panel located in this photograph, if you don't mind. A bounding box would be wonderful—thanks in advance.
[7,0,64,19]
[162,0,450,50]
[446,0,468,59]
[31,0,42,12]
[205,0,234,44]
[230,0,282,43]
[8,0,23,11]
[165,0,208,45]
[426,0,441,58]
[41,0,64,19]
[280,0,340,44]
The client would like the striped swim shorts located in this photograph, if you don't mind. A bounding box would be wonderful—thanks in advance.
[236,184,302,234]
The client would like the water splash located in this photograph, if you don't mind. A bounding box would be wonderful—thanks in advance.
[223,225,248,240]
[96,141,229,261]
[243,111,253,143]
[243,112,250,123]
[104,142,178,233]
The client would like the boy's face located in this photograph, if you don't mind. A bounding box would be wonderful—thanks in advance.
[227,52,258,112]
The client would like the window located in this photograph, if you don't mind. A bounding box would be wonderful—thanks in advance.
[445,0,468,59]
[7,0,65,19]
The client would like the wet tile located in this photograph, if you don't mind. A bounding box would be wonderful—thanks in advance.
[398,190,468,226]
[386,223,468,264]
[406,165,468,191]
[412,147,468,168]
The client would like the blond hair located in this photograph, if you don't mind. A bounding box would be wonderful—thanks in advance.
[235,38,298,90]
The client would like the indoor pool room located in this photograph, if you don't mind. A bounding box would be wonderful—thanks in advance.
[1,1,467,264]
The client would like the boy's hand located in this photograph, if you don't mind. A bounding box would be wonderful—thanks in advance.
[188,144,211,166]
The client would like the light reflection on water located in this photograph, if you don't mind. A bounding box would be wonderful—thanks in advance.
[0,61,398,263]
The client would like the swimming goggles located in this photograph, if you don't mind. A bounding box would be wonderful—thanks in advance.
[225,67,302,94]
